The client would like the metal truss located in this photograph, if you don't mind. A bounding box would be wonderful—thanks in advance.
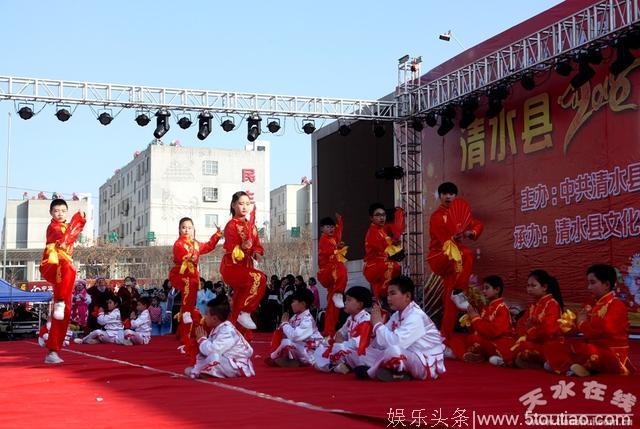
[0,76,399,121]
[413,0,640,115]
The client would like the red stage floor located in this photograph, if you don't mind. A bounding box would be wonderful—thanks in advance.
[2,334,639,429]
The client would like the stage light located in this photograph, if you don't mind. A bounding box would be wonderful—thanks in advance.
[18,106,34,120]
[586,47,603,65]
[411,117,424,132]
[338,124,351,136]
[485,86,509,119]
[197,112,212,140]
[610,38,636,76]
[302,120,316,135]
[247,114,261,142]
[98,112,113,125]
[221,118,235,132]
[375,166,404,180]
[153,109,170,138]
[267,119,281,133]
[459,97,479,129]
[439,30,451,42]
[520,72,536,90]
[55,106,71,122]
[135,113,150,126]
[437,117,454,136]
[570,54,595,89]
[177,116,192,130]
[555,58,573,76]
[373,120,386,138]
[425,112,437,127]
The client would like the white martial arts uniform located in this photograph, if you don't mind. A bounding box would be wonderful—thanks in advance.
[124,309,151,345]
[366,302,446,380]
[314,309,372,371]
[192,320,255,378]
[270,309,323,365]
[82,308,124,344]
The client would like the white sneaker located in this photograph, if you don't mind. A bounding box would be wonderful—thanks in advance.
[182,311,193,324]
[444,346,456,359]
[332,293,345,309]
[489,355,505,367]
[73,338,84,344]
[450,292,469,311]
[53,302,65,320]
[184,367,198,378]
[44,351,64,364]
[237,312,256,330]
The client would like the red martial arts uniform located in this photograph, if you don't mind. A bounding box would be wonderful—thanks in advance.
[427,204,483,341]
[40,212,86,352]
[545,291,631,375]
[509,294,562,366]
[168,232,221,363]
[449,297,514,361]
[220,217,267,334]
[317,215,348,336]
[363,215,402,302]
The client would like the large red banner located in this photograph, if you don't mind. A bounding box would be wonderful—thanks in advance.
[422,53,640,326]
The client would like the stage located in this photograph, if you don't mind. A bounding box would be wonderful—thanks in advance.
[2,334,638,429]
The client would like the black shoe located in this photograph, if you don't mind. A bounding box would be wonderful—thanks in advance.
[375,368,412,382]
[354,365,371,380]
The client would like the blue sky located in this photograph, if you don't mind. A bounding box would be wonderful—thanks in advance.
[0,0,561,216]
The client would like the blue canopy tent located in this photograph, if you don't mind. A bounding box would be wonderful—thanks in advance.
[0,278,52,303]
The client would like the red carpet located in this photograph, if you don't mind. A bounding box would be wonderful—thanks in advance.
[2,334,639,429]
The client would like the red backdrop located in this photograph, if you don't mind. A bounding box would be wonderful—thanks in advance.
[422,53,640,326]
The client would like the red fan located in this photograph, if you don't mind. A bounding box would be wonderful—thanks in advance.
[446,198,472,236]
[386,207,405,240]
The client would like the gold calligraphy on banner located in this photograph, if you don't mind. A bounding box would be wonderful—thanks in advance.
[558,59,640,154]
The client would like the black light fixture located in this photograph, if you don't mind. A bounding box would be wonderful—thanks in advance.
[135,113,150,126]
[411,117,424,132]
[375,166,405,180]
[425,111,437,127]
[302,120,316,135]
[98,111,113,125]
[373,120,386,137]
[586,47,603,65]
[197,112,213,140]
[177,115,192,130]
[267,118,281,133]
[459,97,479,129]
[437,105,456,136]
[17,105,34,120]
[485,85,509,119]
[338,124,351,136]
[221,117,235,132]
[520,71,536,91]
[610,38,636,76]
[153,109,170,138]
[55,106,71,122]
[555,58,573,76]
[570,53,596,89]
[247,114,261,142]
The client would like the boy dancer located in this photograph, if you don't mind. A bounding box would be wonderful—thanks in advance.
[185,296,255,379]
[40,198,86,363]
[124,297,152,345]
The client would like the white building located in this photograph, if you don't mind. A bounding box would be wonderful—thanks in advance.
[2,195,94,249]
[270,181,312,242]
[98,140,270,246]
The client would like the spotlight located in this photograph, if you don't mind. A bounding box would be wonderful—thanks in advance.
[570,54,596,89]
[520,72,536,91]
[485,86,509,119]
[586,47,603,65]
[267,119,281,133]
[98,112,113,125]
[555,58,573,76]
[411,117,424,132]
[177,116,192,130]
[55,106,71,122]
[425,112,437,127]
[302,120,316,135]
[247,114,261,142]
[439,30,451,42]
[437,117,454,136]
[492,85,509,100]
[610,38,635,76]
[459,97,479,129]
[197,112,212,140]
[135,113,150,126]
[338,124,351,136]
[373,120,386,138]
[153,109,170,138]
[17,106,34,120]
[221,118,235,132]
[375,166,405,180]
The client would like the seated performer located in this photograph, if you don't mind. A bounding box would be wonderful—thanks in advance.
[447,275,514,363]
[314,286,373,374]
[185,296,255,379]
[75,296,124,345]
[545,264,632,376]
[360,276,446,381]
[124,297,152,346]
[268,289,323,367]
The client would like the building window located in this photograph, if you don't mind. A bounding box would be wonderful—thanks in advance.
[257,145,266,151]
[202,160,218,176]
[205,214,219,228]
[202,187,218,202]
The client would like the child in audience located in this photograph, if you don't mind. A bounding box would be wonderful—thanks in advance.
[268,289,323,367]
[124,297,152,345]
[185,296,255,379]
[149,296,164,335]
[314,286,373,374]
[75,296,124,345]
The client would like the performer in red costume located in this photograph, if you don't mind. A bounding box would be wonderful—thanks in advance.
[427,182,483,342]
[220,191,267,335]
[40,198,86,364]
[545,264,632,376]
[363,203,404,306]
[316,214,348,336]
[168,217,222,363]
